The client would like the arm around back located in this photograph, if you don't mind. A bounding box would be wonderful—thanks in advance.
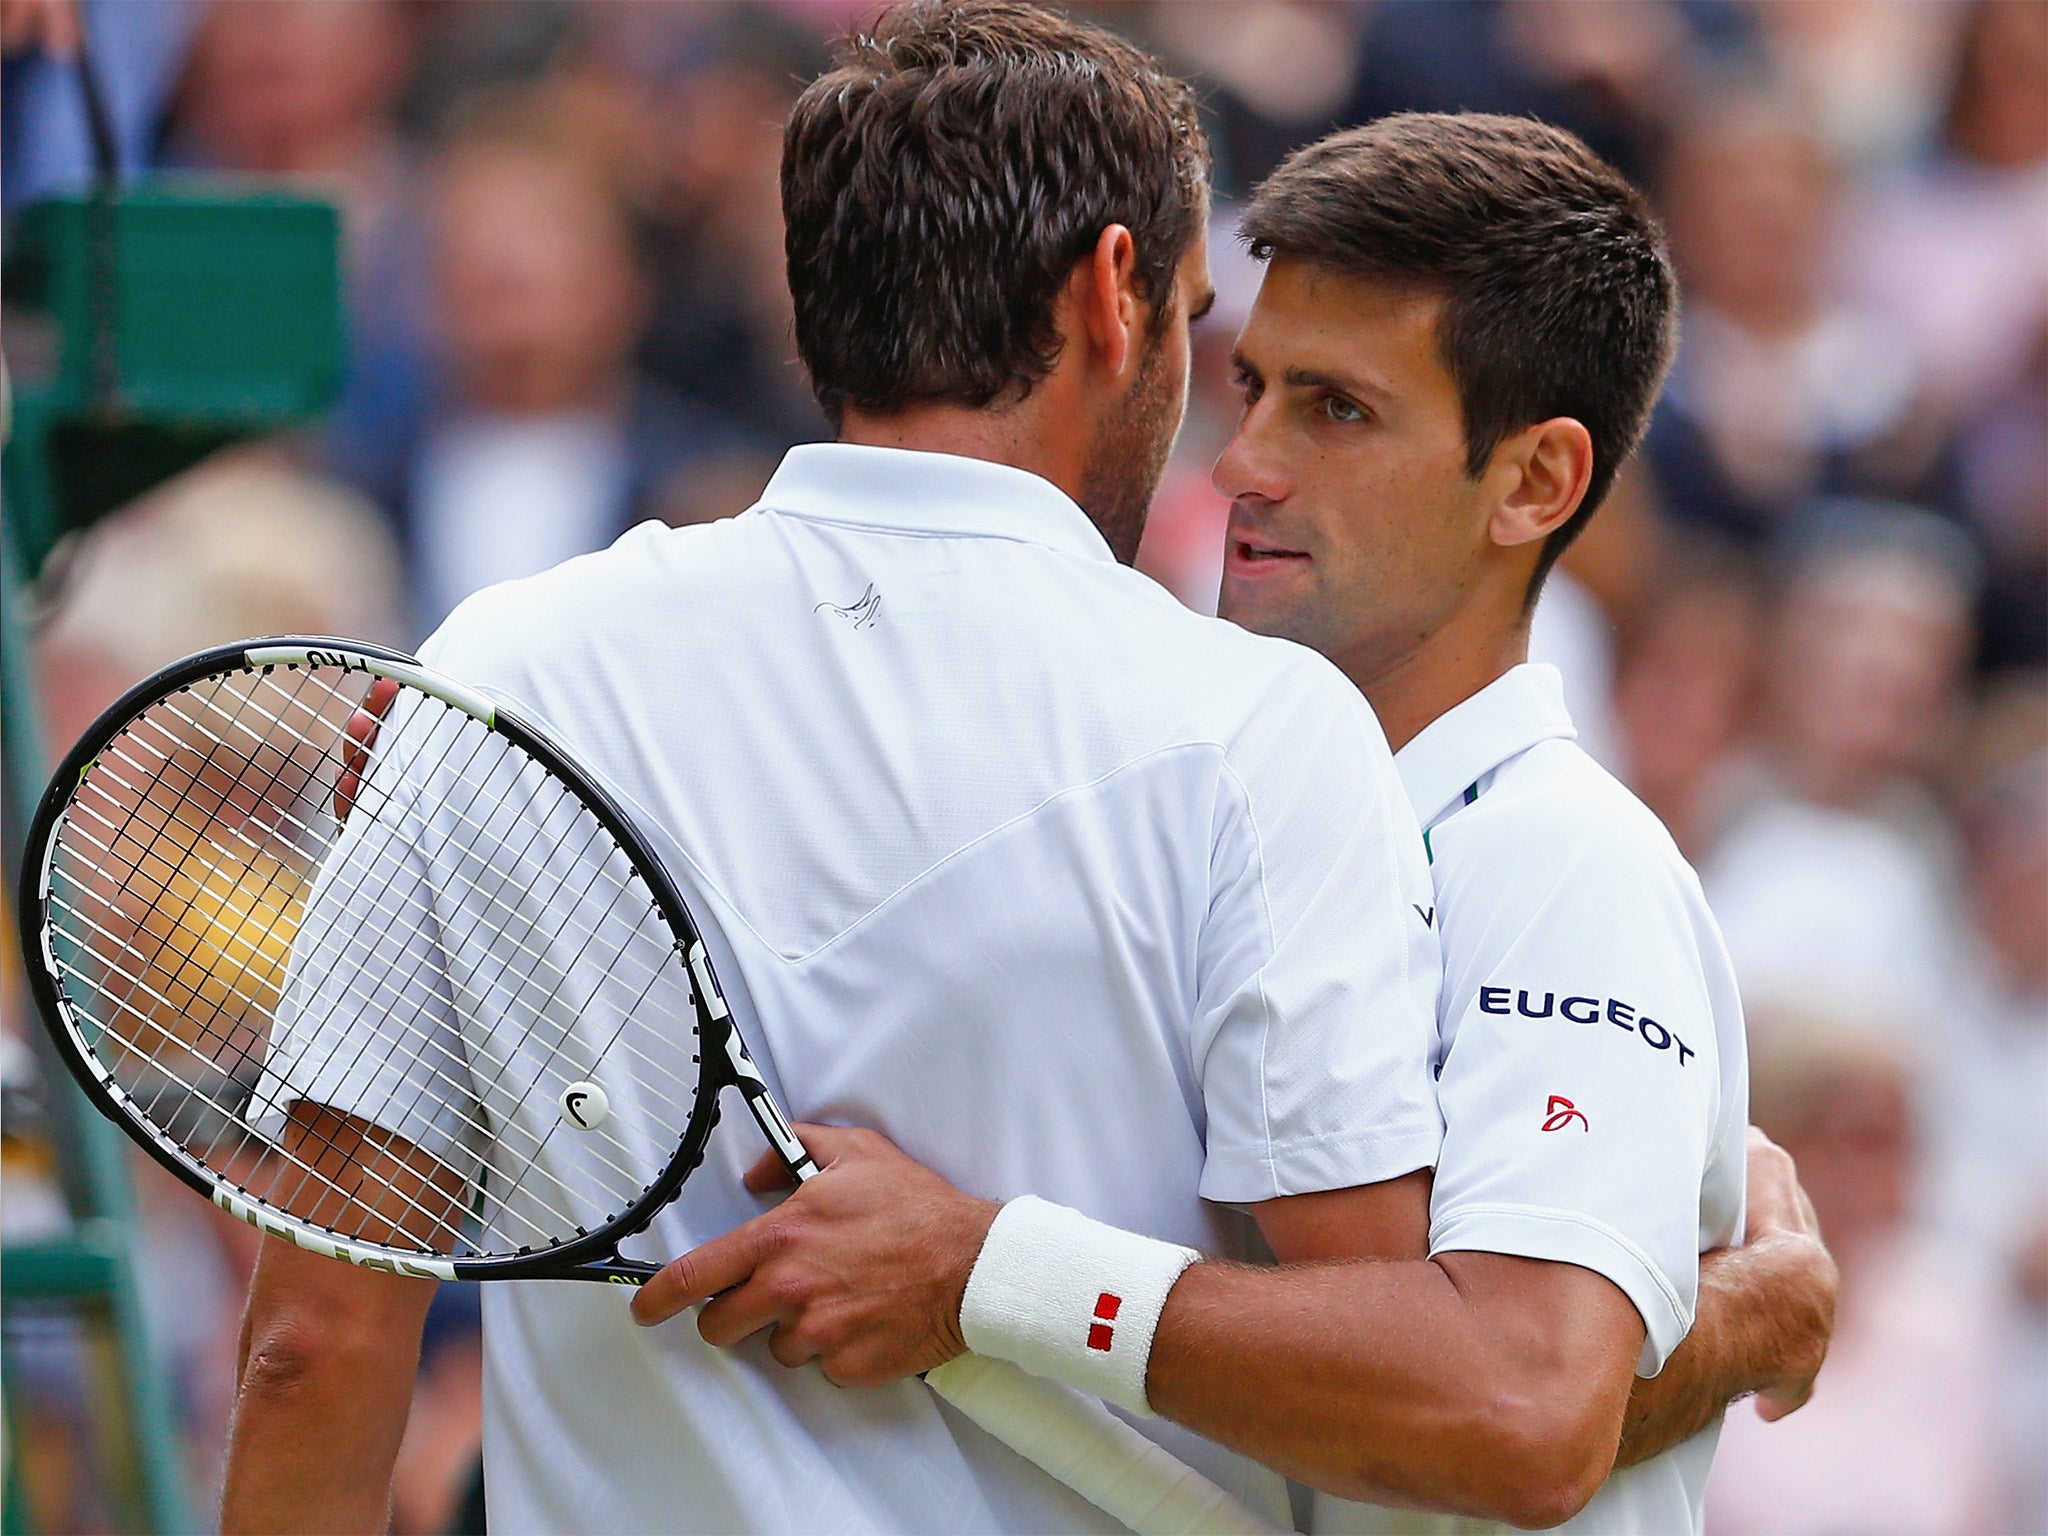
[1617,1126,1838,1465]
[1149,1176,1645,1529]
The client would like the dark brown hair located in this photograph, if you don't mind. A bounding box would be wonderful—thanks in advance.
[1243,113,1677,595]
[782,0,1208,427]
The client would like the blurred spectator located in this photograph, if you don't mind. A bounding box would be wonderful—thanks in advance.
[1842,0,2048,678]
[1703,503,1978,1047]
[1927,707,2048,1535]
[592,2,833,451]
[1614,547,1763,862]
[343,80,766,631]
[1752,0,1961,167]
[1326,0,1753,191]
[37,448,405,745]
[1844,0,2048,425]
[1746,503,1978,826]
[171,0,417,245]
[1707,1013,2018,1535]
[1141,0,1369,193]
[1645,90,1937,545]
[1952,321,2048,677]
[2,0,200,212]
[164,0,439,534]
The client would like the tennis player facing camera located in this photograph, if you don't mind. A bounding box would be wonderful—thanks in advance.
[634,111,1839,1534]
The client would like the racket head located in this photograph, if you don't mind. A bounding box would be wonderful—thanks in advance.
[17,638,734,1282]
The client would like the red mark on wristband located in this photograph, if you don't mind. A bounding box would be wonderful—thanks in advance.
[1088,1292,1122,1351]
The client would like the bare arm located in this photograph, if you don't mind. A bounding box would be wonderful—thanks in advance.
[1150,1249,1641,1526]
[636,1125,1643,1527]
[1616,1127,1837,1464]
[220,1106,456,1535]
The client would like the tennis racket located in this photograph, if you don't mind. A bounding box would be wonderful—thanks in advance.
[17,637,1281,1536]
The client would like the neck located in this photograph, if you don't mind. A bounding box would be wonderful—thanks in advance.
[1351,595,1533,752]
[839,400,1089,509]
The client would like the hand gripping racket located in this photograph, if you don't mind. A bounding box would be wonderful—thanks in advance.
[17,638,1282,1536]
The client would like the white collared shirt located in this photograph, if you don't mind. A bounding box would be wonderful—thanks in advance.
[400,443,1441,1534]
[1317,664,1749,1536]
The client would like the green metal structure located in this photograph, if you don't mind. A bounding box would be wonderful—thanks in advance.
[2,180,342,1534]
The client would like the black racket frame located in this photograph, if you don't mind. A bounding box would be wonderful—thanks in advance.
[17,637,814,1285]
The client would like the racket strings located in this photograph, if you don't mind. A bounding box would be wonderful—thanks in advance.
[142,685,691,1244]
[217,670,696,1246]
[66,671,663,1253]
[242,689,703,1223]
[59,688,327,1098]
[46,662,707,1263]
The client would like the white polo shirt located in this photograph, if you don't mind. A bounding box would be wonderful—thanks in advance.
[386,444,1442,1534]
[1316,664,1748,1536]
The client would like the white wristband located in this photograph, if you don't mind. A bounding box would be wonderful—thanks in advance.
[959,1196,1200,1418]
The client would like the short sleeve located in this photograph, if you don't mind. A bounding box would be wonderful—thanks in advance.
[1194,658,1443,1204]
[245,697,480,1175]
[1426,803,1727,1375]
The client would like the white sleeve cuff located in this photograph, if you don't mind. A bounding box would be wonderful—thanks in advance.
[1429,1202,1691,1376]
[958,1196,1200,1417]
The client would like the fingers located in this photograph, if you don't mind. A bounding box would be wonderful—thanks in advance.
[631,1219,780,1328]
[635,1122,973,1387]
[333,678,401,821]
[742,1122,901,1191]
[1743,1123,1810,1243]
[1754,1383,1813,1422]
[795,1121,899,1167]
[702,1269,809,1354]
[743,1147,799,1194]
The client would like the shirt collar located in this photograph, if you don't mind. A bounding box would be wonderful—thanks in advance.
[1395,663,1578,826]
[755,443,1115,565]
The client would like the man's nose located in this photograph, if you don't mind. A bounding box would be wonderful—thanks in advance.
[1212,403,1288,506]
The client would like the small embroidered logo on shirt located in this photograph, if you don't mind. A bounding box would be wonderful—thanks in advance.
[1087,1291,1122,1351]
[816,584,882,630]
[1542,1094,1589,1133]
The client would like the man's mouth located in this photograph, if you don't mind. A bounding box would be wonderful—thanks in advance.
[1225,534,1310,574]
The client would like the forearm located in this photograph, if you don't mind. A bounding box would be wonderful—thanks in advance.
[1147,1254,1630,1528]
[221,1241,433,1535]
[1617,1231,1834,1466]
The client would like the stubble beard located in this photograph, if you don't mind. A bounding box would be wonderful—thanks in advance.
[1077,334,1179,565]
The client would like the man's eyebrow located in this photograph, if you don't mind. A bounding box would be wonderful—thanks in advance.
[1280,365,1378,396]
[1227,347,1258,379]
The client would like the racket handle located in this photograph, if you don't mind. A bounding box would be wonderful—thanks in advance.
[924,1353,1286,1536]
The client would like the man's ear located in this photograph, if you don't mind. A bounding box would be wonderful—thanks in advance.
[1078,223,1142,381]
[1487,417,1594,550]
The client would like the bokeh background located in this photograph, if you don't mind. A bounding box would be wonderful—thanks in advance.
[2,1,2042,1532]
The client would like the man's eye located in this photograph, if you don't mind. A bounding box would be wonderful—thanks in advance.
[1320,394,1366,424]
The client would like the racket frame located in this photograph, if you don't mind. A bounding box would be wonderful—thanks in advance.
[18,637,807,1286]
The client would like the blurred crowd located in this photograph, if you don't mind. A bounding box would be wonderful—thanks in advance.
[3,2,2044,1533]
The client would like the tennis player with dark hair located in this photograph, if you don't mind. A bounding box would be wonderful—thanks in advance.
[633,112,1839,1532]
[221,6,1451,1532]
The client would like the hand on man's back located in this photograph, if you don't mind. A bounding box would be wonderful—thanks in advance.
[633,1124,997,1388]
[1740,1126,1837,1421]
